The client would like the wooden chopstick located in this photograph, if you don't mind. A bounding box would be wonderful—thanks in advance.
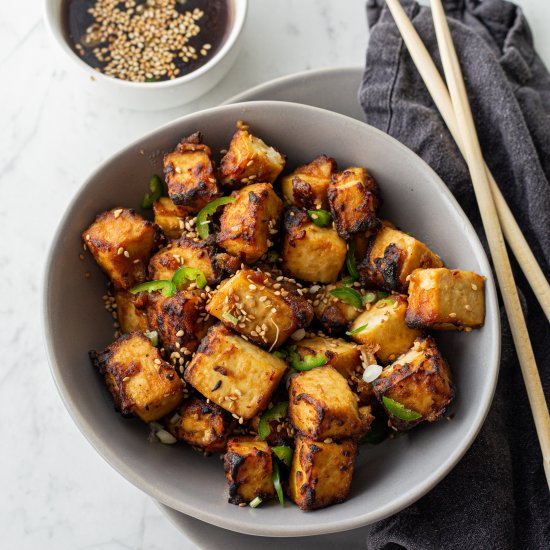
[384,0,550,324]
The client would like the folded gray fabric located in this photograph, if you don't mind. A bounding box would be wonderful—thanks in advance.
[358,0,550,548]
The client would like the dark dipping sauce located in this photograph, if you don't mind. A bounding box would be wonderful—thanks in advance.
[63,0,231,82]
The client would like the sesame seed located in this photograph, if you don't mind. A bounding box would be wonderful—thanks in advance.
[449,312,457,318]
[113,209,123,218]
[117,247,124,255]
[471,283,478,290]
[123,250,130,258]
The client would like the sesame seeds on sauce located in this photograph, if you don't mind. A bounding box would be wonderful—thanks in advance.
[65,0,230,82]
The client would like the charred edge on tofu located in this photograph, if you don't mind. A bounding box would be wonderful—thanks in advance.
[360,242,403,291]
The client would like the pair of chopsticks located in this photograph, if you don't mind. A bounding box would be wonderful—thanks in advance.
[385,0,550,488]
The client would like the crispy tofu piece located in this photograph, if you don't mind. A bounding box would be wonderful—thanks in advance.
[349,294,422,363]
[288,366,366,440]
[163,132,222,210]
[206,268,313,349]
[184,325,287,419]
[219,128,286,189]
[153,197,192,239]
[372,336,454,430]
[406,268,485,330]
[289,436,357,510]
[313,282,364,335]
[216,183,283,264]
[83,208,162,290]
[114,290,149,334]
[281,155,336,210]
[328,167,380,239]
[90,332,184,423]
[282,208,347,283]
[223,437,276,505]
[148,237,222,286]
[358,222,443,292]
[167,397,233,452]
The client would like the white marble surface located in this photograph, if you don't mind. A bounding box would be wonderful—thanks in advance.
[1,1,548,549]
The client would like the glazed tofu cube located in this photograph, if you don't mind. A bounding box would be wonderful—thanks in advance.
[358,222,443,292]
[114,290,149,334]
[288,436,357,510]
[219,128,286,189]
[163,132,222,210]
[313,282,364,335]
[282,208,347,283]
[83,208,162,289]
[206,268,313,349]
[288,366,366,439]
[217,183,284,264]
[328,167,380,239]
[148,237,221,286]
[223,437,276,505]
[153,197,192,239]
[184,325,287,419]
[90,332,184,423]
[406,268,485,330]
[292,336,361,379]
[281,155,336,210]
[167,397,233,453]
[349,294,422,363]
[372,336,454,430]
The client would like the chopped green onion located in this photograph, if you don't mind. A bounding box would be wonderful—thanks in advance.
[172,266,207,289]
[346,242,359,280]
[307,209,333,227]
[144,330,159,347]
[271,459,284,506]
[258,402,288,440]
[272,445,293,467]
[359,416,390,445]
[249,496,263,508]
[290,351,327,372]
[346,323,368,336]
[330,287,363,310]
[382,396,422,421]
[196,196,236,239]
[141,175,163,209]
[129,280,175,297]
[378,298,395,306]
[222,311,238,325]
[273,350,287,360]
[363,291,377,304]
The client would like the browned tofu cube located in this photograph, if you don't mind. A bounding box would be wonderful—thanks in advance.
[83,208,162,289]
[206,268,313,349]
[288,366,366,440]
[223,437,276,505]
[153,197,193,239]
[313,282,364,335]
[406,268,485,330]
[281,155,336,210]
[90,332,184,423]
[328,167,380,239]
[348,294,422,363]
[184,325,287,419]
[114,290,149,334]
[358,222,443,292]
[282,208,347,283]
[288,436,357,510]
[216,183,283,264]
[372,336,454,430]
[219,128,286,189]
[167,397,233,452]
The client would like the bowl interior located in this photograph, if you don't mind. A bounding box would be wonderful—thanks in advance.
[44,101,499,537]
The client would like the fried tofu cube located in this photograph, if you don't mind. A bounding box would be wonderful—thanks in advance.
[114,290,149,334]
[219,128,286,189]
[372,336,454,430]
[406,268,485,330]
[281,155,336,210]
[328,167,380,239]
[206,268,313,349]
[184,325,287,419]
[282,208,347,283]
[153,197,192,239]
[289,436,357,510]
[223,437,276,505]
[349,294,422,363]
[358,222,443,292]
[90,332,184,423]
[216,183,283,264]
[313,282,364,335]
[167,397,233,452]
[163,132,222,210]
[83,208,162,289]
[289,366,366,439]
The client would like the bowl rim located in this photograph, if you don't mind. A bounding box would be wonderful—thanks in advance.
[42,0,248,89]
[42,100,501,537]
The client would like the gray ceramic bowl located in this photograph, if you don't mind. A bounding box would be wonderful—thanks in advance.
[43,101,500,537]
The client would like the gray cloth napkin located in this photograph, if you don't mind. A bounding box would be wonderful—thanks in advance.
[358,0,550,548]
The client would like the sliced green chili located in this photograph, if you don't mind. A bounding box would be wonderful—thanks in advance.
[377,291,389,299]
[290,351,327,372]
[129,280,175,297]
[196,196,236,239]
[346,323,368,336]
[222,311,238,325]
[144,330,159,347]
[141,175,163,209]
[272,459,284,506]
[272,445,293,467]
[363,291,377,304]
[359,416,390,445]
[382,396,422,421]
[172,266,207,289]
[307,209,333,227]
[330,287,363,310]
[273,350,288,361]
[346,242,359,280]
[258,402,288,440]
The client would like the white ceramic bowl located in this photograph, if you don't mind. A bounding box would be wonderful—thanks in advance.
[43,101,500,537]
[43,0,247,110]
